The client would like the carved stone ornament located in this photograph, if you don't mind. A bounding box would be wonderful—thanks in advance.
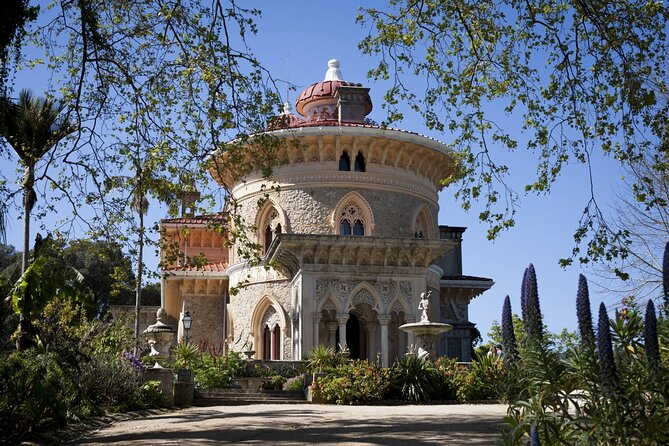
[144,308,176,368]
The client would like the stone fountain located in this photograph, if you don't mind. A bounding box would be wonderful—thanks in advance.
[399,291,452,359]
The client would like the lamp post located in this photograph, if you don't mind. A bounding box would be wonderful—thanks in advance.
[182,310,192,343]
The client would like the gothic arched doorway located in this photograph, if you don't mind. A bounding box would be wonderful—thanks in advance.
[346,313,361,359]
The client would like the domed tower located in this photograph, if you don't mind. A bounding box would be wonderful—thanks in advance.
[169,60,492,364]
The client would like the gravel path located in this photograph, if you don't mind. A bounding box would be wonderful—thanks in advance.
[75,403,507,445]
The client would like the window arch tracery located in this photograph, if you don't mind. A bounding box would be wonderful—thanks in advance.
[412,204,434,239]
[257,203,286,255]
[333,192,375,236]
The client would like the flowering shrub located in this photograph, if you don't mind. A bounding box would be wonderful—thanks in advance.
[123,350,146,373]
[499,253,669,445]
[312,360,390,404]
[283,375,305,391]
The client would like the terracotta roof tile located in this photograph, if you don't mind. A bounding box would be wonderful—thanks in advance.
[161,212,228,225]
[165,261,228,272]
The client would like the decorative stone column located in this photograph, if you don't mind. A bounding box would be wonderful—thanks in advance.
[336,313,349,349]
[327,322,338,348]
[378,314,391,367]
[312,313,322,348]
[367,322,378,362]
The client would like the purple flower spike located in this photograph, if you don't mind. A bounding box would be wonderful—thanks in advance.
[597,303,617,396]
[530,425,540,446]
[522,264,543,341]
[502,295,517,361]
[663,242,669,309]
[576,274,595,348]
[644,300,659,372]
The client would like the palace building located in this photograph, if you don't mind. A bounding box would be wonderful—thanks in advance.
[159,60,493,364]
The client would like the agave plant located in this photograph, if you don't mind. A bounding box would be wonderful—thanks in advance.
[390,353,435,403]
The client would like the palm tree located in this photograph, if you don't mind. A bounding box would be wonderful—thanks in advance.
[0,89,75,349]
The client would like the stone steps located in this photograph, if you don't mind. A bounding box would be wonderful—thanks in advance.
[194,389,307,406]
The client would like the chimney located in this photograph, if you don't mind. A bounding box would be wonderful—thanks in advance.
[335,85,372,124]
[437,225,466,276]
[180,187,200,217]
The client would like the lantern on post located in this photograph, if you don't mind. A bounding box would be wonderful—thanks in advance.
[182,310,192,343]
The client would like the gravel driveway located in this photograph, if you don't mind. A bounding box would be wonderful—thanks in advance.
[75,403,507,445]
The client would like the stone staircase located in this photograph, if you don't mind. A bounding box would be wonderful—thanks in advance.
[194,388,307,406]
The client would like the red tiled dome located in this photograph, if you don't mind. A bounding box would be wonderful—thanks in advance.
[293,59,372,122]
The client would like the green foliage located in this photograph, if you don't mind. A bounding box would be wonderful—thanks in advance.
[10,236,90,319]
[283,375,305,392]
[358,1,669,266]
[431,356,460,400]
[76,353,144,412]
[500,290,669,444]
[312,360,390,405]
[389,354,436,403]
[131,381,168,410]
[259,375,286,390]
[61,238,136,309]
[453,353,505,403]
[0,350,73,443]
[172,341,200,370]
[183,344,245,390]
[305,344,349,373]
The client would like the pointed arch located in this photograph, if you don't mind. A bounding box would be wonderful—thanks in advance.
[387,294,411,316]
[346,282,382,313]
[317,295,342,314]
[251,295,288,360]
[339,151,351,171]
[332,192,375,236]
[411,203,435,239]
[255,199,288,254]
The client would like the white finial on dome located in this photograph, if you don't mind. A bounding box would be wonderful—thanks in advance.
[282,102,292,114]
[324,59,343,81]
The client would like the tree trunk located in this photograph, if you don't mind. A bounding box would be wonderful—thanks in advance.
[134,209,144,356]
[17,164,34,351]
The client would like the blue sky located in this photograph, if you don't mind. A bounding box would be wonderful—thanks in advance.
[4,0,626,342]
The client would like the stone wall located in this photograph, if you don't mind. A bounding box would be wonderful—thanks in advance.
[236,186,438,241]
[109,305,162,334]
[228,279,293,359]
[181,294,226,347]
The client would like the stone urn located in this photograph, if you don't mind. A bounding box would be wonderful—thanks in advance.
[144,308,176,368]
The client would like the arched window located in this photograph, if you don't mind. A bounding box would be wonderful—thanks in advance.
[339,151,350,171]
[340,203,365,237]
[263,326,271,360]
[333,192,375,237]
[353,219,364,236]
[261,306,281,360]
[413,204,433,239]
[354,152,365,172]
[340,219,352,235]
[252,296,287,361]
[264,225,273,253]
[257,204,285,255]
[272,326,281,359]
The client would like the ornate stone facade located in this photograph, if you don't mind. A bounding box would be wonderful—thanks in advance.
[160,60,493,363]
